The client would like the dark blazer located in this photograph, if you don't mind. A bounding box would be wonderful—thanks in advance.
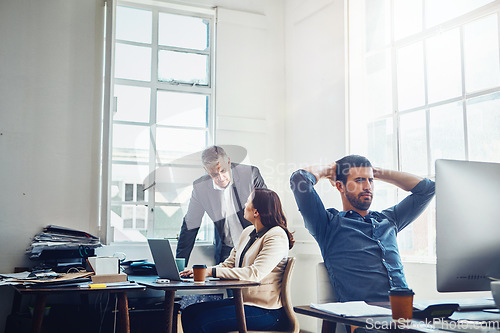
[176,163,266,264]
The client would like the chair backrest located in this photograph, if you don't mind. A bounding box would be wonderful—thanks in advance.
[316,262,337,303]
[233,257,300,333]
[280,256,300,333]
[317,262,345,333]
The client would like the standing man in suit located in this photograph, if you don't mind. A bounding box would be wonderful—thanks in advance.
[176,146,267,264]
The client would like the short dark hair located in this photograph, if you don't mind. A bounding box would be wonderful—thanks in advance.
[335,155,372,184]
[201,146,229,167]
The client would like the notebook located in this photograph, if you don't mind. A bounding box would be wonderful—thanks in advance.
[147,239,188,281]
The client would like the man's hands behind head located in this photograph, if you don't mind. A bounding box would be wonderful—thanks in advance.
[325,163,337,186]
[303,164,337,185]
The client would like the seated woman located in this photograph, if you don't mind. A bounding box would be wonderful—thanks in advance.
[180,188,295,333]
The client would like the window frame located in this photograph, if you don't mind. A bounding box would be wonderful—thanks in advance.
[100,0,217,244]
[347,0,500,262]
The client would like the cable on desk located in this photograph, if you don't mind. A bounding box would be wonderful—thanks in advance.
[113,295,118,333]
[66,267,86,274]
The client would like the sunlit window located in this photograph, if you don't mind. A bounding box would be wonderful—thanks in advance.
[348,0,500,261]
[108,3,215,242]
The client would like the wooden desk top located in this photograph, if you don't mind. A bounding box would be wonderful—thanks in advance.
[294,305,396,330]
[13,283,146,294]
[133,276,259,290]
[294,305,500,333]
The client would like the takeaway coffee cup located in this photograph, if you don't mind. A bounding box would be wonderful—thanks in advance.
[192,264,207,283]
[388,287,415,320]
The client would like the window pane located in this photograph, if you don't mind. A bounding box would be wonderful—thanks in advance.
[123,205,134,228]
[156,128,207,162]
[394,0,422,40]
[137,184,145,201]
[429,102,465,173]
[365,51,393,117]
[370,183,397,212]
[111,204,148,241]
[115,43,151,81]
[136,207,147,229]
[399,110,428,175]
[111,164,150,202]
[155,178,196,204]
[158,50,208,84]
[113,85,150,123]
[367,118,394,170]
[467,92,500,163]
[118,183,147,202]
[154,166,204,203]
[125,183,134,201]
[112,124,150,163]
[397,42,425,110]
[152,205,184,239]
[157,91,207,127]
[159,13,208,50]
[151,206,213,240]
[197,216,215,242]
[116,6,152,44]
[464,15,500,93]
[426,0,494,28]
[365,0,391,50]
[399,203,434,257]
[426,28,462,103]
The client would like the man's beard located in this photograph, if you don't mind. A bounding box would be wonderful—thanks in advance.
[345,190,372,211]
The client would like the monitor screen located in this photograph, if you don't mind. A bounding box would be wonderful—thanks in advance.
[436,159,500,292]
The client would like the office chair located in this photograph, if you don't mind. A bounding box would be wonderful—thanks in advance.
[317,262,345,333]
[230,256,299,333]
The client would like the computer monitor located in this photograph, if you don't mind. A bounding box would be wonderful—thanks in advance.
[436,159,500,292]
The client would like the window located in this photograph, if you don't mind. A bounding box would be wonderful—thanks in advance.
[348,0,500,261]
[105,2,216,242]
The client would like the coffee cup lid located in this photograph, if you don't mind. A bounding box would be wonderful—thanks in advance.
[389,287,415,296]
[192,264,207,269]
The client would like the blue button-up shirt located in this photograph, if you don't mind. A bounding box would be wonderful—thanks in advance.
[290,170,435,302]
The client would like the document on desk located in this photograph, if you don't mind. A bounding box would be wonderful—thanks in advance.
[0,272,32,286]
[311,301,392,317]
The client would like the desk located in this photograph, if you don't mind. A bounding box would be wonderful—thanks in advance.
[294,305,500,333]
[137,278,260,333]
[12,283,145,333]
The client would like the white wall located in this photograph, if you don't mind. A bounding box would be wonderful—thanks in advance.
[283,1,347,331]
[282,0,347,229]
[0,0,104,330]
[215,3,286,193]
[0,0,104,272]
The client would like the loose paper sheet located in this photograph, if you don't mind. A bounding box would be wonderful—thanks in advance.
[311,301,392,317]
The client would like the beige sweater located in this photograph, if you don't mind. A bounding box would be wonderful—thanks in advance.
[212,225,289,309]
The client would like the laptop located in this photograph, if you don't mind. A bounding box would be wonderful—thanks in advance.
[147,239,188,281]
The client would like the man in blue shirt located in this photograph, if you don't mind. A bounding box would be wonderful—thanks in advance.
[290,155,435,302]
